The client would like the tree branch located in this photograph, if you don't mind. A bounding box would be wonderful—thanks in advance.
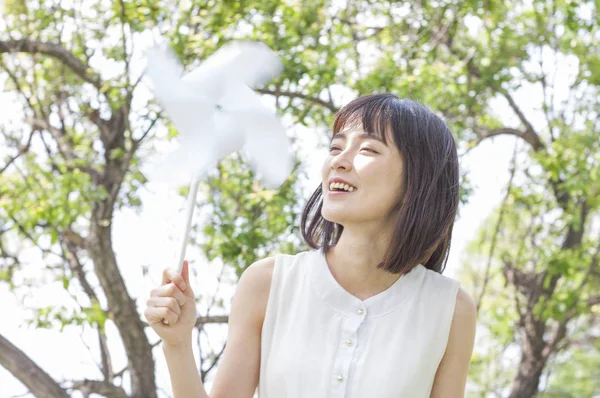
[7,216,62,259]
[476,140,519,313]
[85,221,157,397]
[1,58,44,117]
[195,315,229,327]
[444,39,546,153]
[0,39,102,90]
[558,334,600,351]
[62,240,114,382]
[70,379,128,398]
[3,57,103,186]
[497,89,544,151]
[256,88,339,113]
[26,116,76,162]
[132,112,161,148]
[0,130,35,174]
[589,296,600,307]
[543,238,600,358]
[0,333,69,398]
[201,340,226,381]
[61,229,87,249]
[470,127,532,149]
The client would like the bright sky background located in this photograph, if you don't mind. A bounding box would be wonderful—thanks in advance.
[0,13,579,397]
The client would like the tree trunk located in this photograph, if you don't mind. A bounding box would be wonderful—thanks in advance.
[87,212,157,398]
[0,333,69,398]
[508,204,589,397]
[508,334,546,398]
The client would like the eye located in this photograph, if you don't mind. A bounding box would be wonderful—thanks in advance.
[329,146,342,152]
[361,147,378,154]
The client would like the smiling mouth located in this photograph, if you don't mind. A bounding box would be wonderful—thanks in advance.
[328,182,357,192]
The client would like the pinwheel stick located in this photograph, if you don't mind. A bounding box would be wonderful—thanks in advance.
[176,175,202,274]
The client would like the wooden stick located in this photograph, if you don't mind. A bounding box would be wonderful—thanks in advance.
[176,176,201,274]
[163,176,201,325]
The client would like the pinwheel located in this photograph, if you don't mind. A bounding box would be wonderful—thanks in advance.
[145,41,293,273]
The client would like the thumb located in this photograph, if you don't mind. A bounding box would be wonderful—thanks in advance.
[181,260,194,297]
[181,260,190,285]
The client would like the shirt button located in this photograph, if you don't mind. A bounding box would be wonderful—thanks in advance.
[345,339,353,346]
[356,308,364,315]
[337,375,344,382]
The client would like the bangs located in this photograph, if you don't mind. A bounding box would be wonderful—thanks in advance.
[332,95,394,145]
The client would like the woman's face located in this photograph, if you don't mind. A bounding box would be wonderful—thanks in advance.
[321,125,404,226]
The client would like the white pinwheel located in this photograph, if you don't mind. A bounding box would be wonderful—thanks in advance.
[145,41,293,272]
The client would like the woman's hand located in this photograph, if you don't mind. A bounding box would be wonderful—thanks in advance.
[144,260,197,346]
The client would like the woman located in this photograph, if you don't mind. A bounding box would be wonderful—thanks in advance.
[144,94,477,398]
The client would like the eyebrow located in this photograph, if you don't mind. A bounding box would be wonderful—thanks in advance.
[331,132,387,145]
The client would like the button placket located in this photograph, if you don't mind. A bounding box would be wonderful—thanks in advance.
[330,311,367,397]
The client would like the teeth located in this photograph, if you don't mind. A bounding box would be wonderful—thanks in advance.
[329,182,356,192]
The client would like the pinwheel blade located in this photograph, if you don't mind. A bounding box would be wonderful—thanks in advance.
[145,45,215,139]
[235,108,293,188]
[150,125,217,185]
[184,41,283,89]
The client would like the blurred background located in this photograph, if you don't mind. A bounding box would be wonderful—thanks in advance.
[0,0,598,397]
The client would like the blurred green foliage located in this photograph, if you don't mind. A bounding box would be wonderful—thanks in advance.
[0,0,598,396]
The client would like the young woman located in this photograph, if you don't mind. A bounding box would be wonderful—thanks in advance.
[144,94,477,398]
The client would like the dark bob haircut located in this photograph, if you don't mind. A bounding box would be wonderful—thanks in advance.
[300,94,459,275]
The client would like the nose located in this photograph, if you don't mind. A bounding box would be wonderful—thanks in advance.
[330,149,353,171]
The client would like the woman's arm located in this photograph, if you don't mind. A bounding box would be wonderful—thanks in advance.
[162,257,274,398]
[163,341,208,398]
[430,287,477,398]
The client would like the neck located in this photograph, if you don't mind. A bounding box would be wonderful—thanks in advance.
[325,221,400,300]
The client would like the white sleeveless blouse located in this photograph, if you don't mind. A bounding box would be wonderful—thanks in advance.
[258,249,460,398]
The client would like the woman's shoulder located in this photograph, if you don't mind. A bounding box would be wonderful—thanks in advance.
[414,266,467,312]
[418,266,476,318]
[236,250,312,322]
[239,256,276,293]
[234,257,276,326]
[240,250,312,282]
[240,249,313,290]
[454,287,477,320]
[419,265,460,290]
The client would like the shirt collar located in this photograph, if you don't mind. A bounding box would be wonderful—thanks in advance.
[308,248,426,318]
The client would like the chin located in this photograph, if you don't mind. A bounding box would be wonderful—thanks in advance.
[321,207,349,226]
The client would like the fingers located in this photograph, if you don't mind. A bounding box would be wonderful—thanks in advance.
[151,283,186,306]
[146,296,182,317]
[162,266,187,291]
[145,306,179,325]
[146,263,193,328]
